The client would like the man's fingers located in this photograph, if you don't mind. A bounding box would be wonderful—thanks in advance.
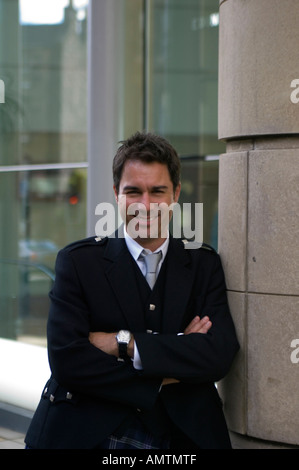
[198,319,212,334]
[184,316,200,334]
[196,316,212,333]
[162,378,180,386]
[184,316,212,335]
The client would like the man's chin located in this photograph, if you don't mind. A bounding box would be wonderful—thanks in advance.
[126,223,162,241]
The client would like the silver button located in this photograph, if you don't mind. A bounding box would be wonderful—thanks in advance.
[66,392,73,400]
[50,394,55,402]
[149,304,156,311]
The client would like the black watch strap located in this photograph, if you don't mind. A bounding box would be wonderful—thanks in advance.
[118,342,128,360]
[116,330,131,361]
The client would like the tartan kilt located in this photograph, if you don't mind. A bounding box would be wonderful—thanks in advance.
[97,415,171,450]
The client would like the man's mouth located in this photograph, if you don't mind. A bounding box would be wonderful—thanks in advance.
[135,215,158,221]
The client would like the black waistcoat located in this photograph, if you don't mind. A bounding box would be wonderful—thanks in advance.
[132,253,168,334]
[124,254,173,438]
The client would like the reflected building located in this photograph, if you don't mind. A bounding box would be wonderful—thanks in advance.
[0,0,221,344]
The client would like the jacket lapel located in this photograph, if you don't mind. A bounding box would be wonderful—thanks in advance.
[103,235,146,332]
[103,233,194,334]
[161,237,194,333]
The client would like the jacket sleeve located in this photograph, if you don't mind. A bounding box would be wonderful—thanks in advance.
[47,248,161,410]
[134,252,239,383]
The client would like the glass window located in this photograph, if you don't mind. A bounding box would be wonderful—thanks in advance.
[121,0,144,138]
[0,0,222,348]
[0,0,88,345]
[145,0,223,248]
[0,167,87,344]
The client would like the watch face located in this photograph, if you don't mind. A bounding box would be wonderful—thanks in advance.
[117,330,131,343]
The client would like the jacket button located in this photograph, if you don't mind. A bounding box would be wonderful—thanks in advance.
[149,304,156,311]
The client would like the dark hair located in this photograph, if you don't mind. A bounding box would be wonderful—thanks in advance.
[113,131,181,193]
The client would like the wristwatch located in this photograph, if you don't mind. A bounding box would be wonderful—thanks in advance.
[116,330,132,361]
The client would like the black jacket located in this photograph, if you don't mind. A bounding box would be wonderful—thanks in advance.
[25,233,239,449]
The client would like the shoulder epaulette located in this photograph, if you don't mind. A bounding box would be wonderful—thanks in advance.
[200,242,217,253]
[64,236,108,252]
[182,239,217,253]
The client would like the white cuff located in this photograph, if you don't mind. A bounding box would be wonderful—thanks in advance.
[133,341,143,370]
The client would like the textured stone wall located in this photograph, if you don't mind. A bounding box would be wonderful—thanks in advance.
[217,0,299,448]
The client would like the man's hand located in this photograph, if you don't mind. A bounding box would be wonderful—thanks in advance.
[89,332,118,357]
[184,315,212,335]
[162,315,212,387]
[89,332,134,358]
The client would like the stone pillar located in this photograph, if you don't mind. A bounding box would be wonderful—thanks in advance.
[217,0,299,448]
[87,0,120,236]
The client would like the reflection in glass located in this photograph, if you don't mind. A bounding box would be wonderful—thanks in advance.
[0,261,53,345]
[0,0,88,166]
[0,0,223,347]
[179,156,219,250]
[0,0,88,345]
[147,0,224,156]
[146,0,223,248]
[0,168,86,344]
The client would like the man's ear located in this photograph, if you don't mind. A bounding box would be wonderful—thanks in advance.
[174,182,181,203]
[113,185,118,203]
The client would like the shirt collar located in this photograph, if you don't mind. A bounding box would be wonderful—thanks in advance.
[124,226,169,262]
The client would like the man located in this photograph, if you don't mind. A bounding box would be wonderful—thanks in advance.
[25,132,239,449]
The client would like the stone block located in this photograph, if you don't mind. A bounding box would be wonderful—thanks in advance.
[218,291,247,435]
[218,152,248,292]
[247,293,299,445]
[248,149,299,295]
[219,0,299,140]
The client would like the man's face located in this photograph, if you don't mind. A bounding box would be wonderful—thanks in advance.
[114,160,181,250]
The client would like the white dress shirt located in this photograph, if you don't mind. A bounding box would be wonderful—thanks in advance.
[124,227,169,276]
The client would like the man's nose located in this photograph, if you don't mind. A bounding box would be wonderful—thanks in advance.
[140,192,151,211]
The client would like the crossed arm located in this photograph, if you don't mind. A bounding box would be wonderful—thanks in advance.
[89,315,211,358]
[89,315,212,385]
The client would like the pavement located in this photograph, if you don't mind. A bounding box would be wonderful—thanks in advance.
[0,426,26,449]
